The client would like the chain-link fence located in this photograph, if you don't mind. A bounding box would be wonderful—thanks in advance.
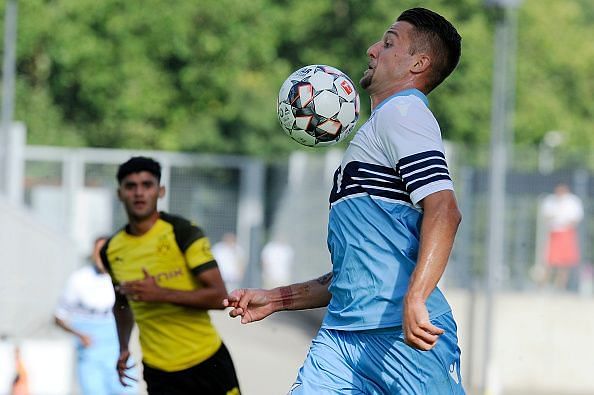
[3,136,594,394]
[449,145,593,293]
[20,147,265,264]
[10,142,594,298]
[265,145,593,295]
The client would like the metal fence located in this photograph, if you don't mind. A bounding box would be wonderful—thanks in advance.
[268,145,594,295]
[449,148,593,294]
[9,140,594,295]
[19,146,265,282]
[3,134,594,394]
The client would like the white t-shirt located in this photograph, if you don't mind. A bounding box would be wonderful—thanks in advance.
[55,265,115,322]
[541,193,584,231]
[212,242,245,284]
[261,241,294,285]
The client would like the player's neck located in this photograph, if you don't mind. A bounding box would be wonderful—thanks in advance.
[370,82,428,110]
[127,211,160,236]
[370,81,418,110]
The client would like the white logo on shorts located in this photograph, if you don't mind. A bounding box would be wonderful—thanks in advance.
[288,382,302,394]
[449,361,460,384]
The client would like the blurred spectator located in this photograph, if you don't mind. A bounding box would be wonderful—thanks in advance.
[10,346,29,395]
[211,232,246,290]
[54,236,138,395]
[261,237,295,288]
[540,183,584,290]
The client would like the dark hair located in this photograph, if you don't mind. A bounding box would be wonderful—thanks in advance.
[116,156,161,183]
[398,7,461,93]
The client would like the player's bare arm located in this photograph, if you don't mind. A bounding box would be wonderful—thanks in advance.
[112,290,137,386]
[223,272,333,324]
[118,267,228,310]
[403,190,461,351]
[54,316,92,347]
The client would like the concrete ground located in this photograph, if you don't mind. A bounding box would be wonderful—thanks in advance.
[210,309,321,395]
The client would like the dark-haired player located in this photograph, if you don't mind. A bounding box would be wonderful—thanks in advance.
[101,156,240,395]
[226,8,465,394]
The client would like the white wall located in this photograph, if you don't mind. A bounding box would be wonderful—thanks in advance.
[0,339,75,395]
[0,196,79,338]
[448,289,594,395]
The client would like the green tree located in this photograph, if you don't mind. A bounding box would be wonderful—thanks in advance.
[2,0,593,161]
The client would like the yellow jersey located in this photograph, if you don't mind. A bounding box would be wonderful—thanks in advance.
[101,212,222,372]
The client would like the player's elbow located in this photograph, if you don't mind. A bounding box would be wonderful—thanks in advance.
[448,209,462,235]
[451,206,462,228]
[439,201,461,231]
[442,194,461,225]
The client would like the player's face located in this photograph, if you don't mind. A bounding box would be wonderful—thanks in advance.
[118,171,164,222]
[360,21,417,95]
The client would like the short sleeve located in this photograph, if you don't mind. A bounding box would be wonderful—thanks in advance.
[54,274,78,320]
[375,97,454,206]
[570,195,584,222]
[185,235,217,274]
[161,212,218,276]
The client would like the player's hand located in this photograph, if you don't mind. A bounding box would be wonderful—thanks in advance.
[402,297,444,351]
[116,349,138,387]
[119,268,162,302]
[79,334,92,348]
[223,288,275,324]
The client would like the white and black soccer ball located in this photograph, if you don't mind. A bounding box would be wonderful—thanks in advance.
[277,64,360,147]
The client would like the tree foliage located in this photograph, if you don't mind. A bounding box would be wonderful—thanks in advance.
[1,0,593,158]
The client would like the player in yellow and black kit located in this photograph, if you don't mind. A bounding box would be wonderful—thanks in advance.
[100,156,240,395]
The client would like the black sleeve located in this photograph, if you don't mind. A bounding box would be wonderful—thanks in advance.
[160,212,205,253]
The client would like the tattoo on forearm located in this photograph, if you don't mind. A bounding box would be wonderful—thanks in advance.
[279,286,293,309]
[316,273,332,286]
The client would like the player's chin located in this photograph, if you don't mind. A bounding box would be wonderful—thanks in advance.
[360,70,373,89]
[129,207,156,221]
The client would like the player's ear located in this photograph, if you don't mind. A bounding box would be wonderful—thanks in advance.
[411,53,430,74]
[158,185,166,198]
[117,186,124,201]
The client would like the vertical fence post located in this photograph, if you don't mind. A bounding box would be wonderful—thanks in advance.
[63,150,84,254]
[456,166,476,388]
[6,122,25,205]
[0,0,18,196]
[158,156,171,212]
[482,2,521,392]
[573,169,590,296]
[238,159,265,288]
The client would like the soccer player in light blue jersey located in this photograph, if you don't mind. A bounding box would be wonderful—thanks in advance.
[225,7,464,394]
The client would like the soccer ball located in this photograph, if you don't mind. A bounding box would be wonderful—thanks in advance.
[277,65,360,147]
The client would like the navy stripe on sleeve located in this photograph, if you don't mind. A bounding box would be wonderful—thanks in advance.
[397,150,451,194]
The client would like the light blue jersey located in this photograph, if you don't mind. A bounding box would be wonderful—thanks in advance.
[323,89,454,330]
[292,89,465,394]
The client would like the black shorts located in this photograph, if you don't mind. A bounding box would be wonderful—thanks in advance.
[143,343,240,395]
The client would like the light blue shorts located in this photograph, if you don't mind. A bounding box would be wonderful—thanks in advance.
[73,320,138,395]
[290,312,464,395]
